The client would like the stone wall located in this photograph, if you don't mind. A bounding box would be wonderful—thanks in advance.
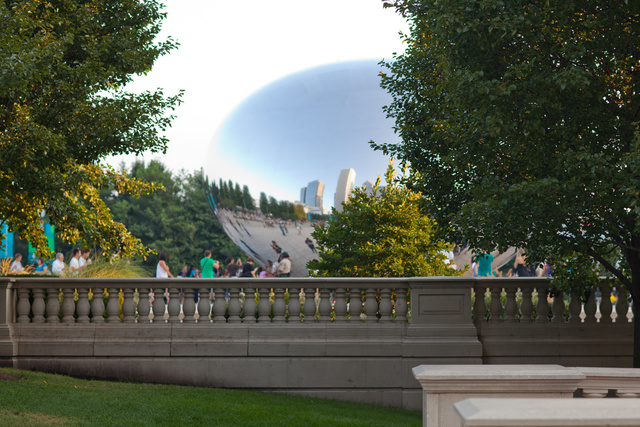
[0,277,633,410]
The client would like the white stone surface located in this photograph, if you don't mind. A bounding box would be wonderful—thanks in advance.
[455,398,640,427]
[412,365,585,427]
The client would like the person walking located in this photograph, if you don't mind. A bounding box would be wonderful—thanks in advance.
[276,252,291,277]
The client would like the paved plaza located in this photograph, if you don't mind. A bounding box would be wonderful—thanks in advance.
[216,209,319,277]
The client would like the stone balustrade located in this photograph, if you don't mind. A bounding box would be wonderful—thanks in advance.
[473,278,631,324]
[0,277,635,411]
[575,367,640,398]
[10,277,410,325]
[454,398,640,427]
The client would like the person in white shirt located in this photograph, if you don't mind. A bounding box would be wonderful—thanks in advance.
[79,248,92,268]
[69,248,81,273]
[9,253,24,273]
[52,253,66,275]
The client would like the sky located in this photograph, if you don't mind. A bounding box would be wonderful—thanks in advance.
[108,0,409,208]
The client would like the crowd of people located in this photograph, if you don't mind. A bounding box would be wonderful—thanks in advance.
[472,249,553,278]
[8,248,92,276]
[156,250,292,279]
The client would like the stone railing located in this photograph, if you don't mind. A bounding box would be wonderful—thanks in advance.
[473,278,631,324]
[0,276,634,411]
[10,277,409,325]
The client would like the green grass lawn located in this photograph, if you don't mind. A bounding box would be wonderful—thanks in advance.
[0,368,421,426]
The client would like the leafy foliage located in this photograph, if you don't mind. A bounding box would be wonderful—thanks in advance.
[103,161,241,272]
[309,163,457,277]
[377,0,640,364]
[0,0,181,259]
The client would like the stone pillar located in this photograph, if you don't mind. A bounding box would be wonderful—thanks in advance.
[0,279,13,366]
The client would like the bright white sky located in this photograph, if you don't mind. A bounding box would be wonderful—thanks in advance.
[108,0,409,204]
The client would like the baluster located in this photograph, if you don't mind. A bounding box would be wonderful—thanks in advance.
[227,288,242,323]
[349,288,362,323]
[166,288,180,323]
[122,288,135,323]
[152,287,166,323]
[137,288,150,323]
[198,287,211,323]
[535,286,550,323]
[473,286,487,324]
[333,288,347,323]
[46,288,61,323]
[503,287,518,323]
[395,288,408,323]
[31,288,46,323]
[182,288,196,323]
[583,289,597,324]
[519,286,534,323]
[551,291,565,323]
[599,285,613,324]
[302,288,316,323]
[257,287,271,323]
[615,288,629,323]
[615,389,640,398]
[17,288,31,323]
[76,288,91,323]
[287,288,301,323]
[272,288,286,323]
[61,288,76,323]
[364,288,378,323]
[379,288,393,323]
[242,288,256,323]
[212,287,227,323]
[568,292,582,323]
[316,288,330,323]
[489,287,502,323]
[106,288,120,323]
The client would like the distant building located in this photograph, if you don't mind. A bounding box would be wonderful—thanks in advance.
[334,168,356,213]
[362,180,374,196]
[300,180,325,214]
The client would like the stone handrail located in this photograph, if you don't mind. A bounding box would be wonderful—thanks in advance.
[473,278,632,324]
[7,277,411,325]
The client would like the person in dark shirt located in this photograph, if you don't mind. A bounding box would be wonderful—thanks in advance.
[241,257,255,277]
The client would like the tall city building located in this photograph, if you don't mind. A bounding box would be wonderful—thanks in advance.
[362,180,374,196]
[303,180,324,212]
[334,168,356,213]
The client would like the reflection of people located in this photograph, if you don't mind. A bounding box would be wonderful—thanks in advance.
[52,253,65,275]
[10,253,24,273]
[476,253,493,277]
[276,252,291,277]
[305,238,317,253]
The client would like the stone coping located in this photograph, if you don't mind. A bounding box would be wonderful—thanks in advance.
[412,365,585,393]
[455,398,640,427]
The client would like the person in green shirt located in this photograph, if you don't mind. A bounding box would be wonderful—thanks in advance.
[200,250,219,278]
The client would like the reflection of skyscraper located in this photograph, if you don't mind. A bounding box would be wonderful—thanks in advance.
[334,168,356,213]
[304,180,324,211]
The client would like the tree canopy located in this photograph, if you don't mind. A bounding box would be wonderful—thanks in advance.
[0,0,181,258]
[376,0,640,364]
[308,163,457,277]
[103,161,242,272]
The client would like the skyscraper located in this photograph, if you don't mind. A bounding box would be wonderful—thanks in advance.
[304,180,324,211]
[334,168,356,213]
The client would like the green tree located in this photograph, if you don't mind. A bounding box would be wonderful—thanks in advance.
[259,192,269,214]
[308,164,457,277]
[0,0,181,258]
[104,161,241,271]
[377,0,640,365]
